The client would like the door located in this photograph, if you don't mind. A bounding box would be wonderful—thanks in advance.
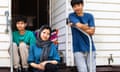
[12,0,50,31]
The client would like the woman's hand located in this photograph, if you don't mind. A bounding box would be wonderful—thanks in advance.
[46,60,58,64]
[30,61,58,70]
[40,61,47,67]
[30,63,45,70]
[37,63,45,70]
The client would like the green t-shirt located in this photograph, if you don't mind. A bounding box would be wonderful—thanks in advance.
[12,30,36,46]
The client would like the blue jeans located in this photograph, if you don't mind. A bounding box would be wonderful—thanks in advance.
[74,52,96,72]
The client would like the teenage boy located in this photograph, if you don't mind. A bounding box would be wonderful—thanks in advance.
[9,16,36,72]
[69,0,96,72]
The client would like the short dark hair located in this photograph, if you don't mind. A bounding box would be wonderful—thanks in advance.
[15,15,27,24]
[71,0,84,7]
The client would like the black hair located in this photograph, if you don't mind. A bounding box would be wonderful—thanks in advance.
[71,0,84,7]
[12,15,27,31]
[39,25,52,36]
[15,15,27,24]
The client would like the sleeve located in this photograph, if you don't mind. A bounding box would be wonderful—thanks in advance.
[52,44,60,62]
[88,14,95,27]
[69,13,80,24]
[28,44,35,64]
[29,32,36,46]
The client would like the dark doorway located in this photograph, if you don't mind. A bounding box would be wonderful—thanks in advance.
[12,0,49,31]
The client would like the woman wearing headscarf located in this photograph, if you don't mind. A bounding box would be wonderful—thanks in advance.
[28,25,60,72]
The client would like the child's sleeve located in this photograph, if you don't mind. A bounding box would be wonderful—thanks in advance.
[69,13,80,24]
[88,14,95,27]
[30,32,36,45]
[52,44,60,62]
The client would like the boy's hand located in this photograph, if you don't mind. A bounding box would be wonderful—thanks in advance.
[76,23,89,30]
[68,23,73,26]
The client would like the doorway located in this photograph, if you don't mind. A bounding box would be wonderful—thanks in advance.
[12,0,49,31]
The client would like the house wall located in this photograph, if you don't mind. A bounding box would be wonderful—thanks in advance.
[50,0,67,62]
[0,0,11,67]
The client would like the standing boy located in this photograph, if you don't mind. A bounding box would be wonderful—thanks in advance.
[69,0,96,72]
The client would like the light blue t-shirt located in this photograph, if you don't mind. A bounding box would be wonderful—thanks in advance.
[69,12,96,52]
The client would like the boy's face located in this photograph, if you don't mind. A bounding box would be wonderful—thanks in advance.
[16,21,27,31]
[72,3,83,14]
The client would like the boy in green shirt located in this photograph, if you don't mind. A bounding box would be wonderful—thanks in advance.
[9,16,36,72]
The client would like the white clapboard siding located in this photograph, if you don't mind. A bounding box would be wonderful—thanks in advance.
[0,51,10,57]
[0,8,8,16]
[0,0,10,67]
[0,25,7,33]
[0,42,10,50]
[86,11,120,19]
[86,0,120,4]
[0,34,10,42]
[67,0,120,65]
[94,35,120,43]
[95,56,120,65]
[0,58,10,67]
[95,27,120,35]
[0,16,7,24]
[95,43,120,50]
[84,3,120,12]
[95,20,120,27]
[86,0,120,65]
[50,0,74,66]
[0,0,8,7]
[51,0,66,50]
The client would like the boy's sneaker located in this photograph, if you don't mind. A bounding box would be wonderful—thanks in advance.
[15,67,21,72]
[22,68,28,72]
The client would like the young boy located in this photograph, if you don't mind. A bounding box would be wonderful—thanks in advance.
[9,16,36,72]
[69,0,96,72]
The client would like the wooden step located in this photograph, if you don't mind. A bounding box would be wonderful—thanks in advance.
[1,65,120,72]
[0,67,10,72]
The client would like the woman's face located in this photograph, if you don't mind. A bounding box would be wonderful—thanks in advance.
[40,29,50,41]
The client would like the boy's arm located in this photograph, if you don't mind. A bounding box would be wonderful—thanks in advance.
[69,13,95,35]
[75,23,95,35]
[85,27,95,35]
[76,22,89,30]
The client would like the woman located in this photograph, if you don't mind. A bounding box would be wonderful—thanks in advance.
[28,25,60,72]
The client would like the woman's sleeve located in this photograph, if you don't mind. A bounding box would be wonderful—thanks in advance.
[52,44,60,62]
[30,32,36,46]
[28,44,35,64]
